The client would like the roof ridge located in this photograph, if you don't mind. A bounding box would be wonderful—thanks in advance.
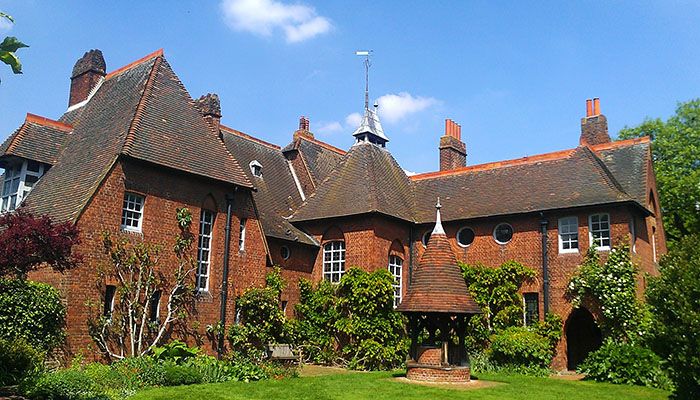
[411,148,576,181]
[25,113,74,132]
[590,136,650,152]
[121,55,162,155]
[220,125,281,150]
[105,49,164,80]
[578,146,631,200]
[299,135,346,155]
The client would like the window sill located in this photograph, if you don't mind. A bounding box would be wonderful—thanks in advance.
[558,249,579,255]
[121,227,143,234]
[593,246,611,252]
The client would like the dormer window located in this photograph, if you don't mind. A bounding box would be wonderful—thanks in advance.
[249,160,262,178]
[1,160,46,213]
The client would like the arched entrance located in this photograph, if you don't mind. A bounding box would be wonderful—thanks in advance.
[566,307,602,370]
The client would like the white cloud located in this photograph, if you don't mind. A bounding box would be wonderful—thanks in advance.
[220,0,332,43]
[315,121,343,134]
[376,92,438,124]
[345,112,362,127]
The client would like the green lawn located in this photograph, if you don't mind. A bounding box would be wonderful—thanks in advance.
[131,367,669,400]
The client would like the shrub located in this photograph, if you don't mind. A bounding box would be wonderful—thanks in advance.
[646,234,700,398]
[24,369,109,400]
[0,338,44,386]
[0,278,66,352]
[578,340,672,390]
[151,341,199,364]
[533,313,563,351]
[162,363,203,386]
[489,326,552,371]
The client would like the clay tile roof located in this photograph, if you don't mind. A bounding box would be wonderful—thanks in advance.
[291,142,415,222]
[411,145,635,224]
[282,136,345,188]
[397,226,480,314]
[220,126,318,246]
[0,114,72,166]
[23,50,251,222]
[592,138,651,209]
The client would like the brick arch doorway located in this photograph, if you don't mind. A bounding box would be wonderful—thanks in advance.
[565,307,602,370]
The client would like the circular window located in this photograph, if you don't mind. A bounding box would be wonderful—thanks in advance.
[457,227,475,247]
[280,246,290,260]
[493,223,514,244]
[422,231,432,247]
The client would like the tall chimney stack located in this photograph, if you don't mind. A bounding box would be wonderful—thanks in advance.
[294,115,314,140]
[580,97,610,146]
[69,49,106,108]
[439,119,467,171]
[194,93,222,132]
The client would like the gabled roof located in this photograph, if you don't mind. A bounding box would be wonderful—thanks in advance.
[220,126,318,246]
[282,135,345,188]
[23,50,251,222]
[0,114,72,166]
[411,146,634,223]
[591,137,651,208]
[291,142,415,222]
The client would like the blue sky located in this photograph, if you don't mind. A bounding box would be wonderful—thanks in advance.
[1,1,700,173]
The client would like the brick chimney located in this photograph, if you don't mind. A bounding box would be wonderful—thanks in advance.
[69,50,106,108]
[439,119,467,171]
[194,93,222,132]
[293,116,314,140]
[580,98,611,146]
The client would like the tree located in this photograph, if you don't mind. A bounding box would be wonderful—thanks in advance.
[89,208,197,359]
[0,12,29,81]
[618,100,700,243]
[0,210,80,278]
[646,234,700,399]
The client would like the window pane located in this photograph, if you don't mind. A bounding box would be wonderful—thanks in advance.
[457,227,475,247]
[196,209,214,291]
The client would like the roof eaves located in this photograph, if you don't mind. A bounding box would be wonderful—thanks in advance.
[220,125,281,150]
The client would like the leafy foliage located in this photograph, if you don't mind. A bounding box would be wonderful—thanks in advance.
[488,327,554,374]
[0,338,44,386]
[0,278,66,351]
[618,99,700,243]
[151,340,200,364]
[568,243,649,342]
[0,12,29,81]
[25,369,110,400]
[646,234,700,399]
[89,208,197,359]
[0,210,80,278]
[228,267,290,361]
[291,267,407,370]
[578,339,672,390]
[459,261,536,350]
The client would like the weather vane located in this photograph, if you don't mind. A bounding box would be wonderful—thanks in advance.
[355,50,372,110]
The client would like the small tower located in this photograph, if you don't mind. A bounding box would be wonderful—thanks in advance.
[397,199,481,382]
[352,50,389,147]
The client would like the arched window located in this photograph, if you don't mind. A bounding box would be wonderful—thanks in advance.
[323,241,345,283]
[388,255,403,307]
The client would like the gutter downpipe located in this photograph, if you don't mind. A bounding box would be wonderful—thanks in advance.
[218,190,235,359]
[408,226,414,286]
[539,213,550,314]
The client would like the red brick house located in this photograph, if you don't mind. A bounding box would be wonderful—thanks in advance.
[1,49,665,369]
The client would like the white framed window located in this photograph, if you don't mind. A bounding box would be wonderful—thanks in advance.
[421,231,431,247]
[493,223,514,244]
[239,218,247,251]
[323,241,345,283]
[196,209,214,292]
[588,213,611,250]
[388,255,403,307]
[523,293,539,326]
[249,160,262,178]
[558,216,579,253]
[121,192,144,232]
[457,227,475,247]
[1,160,46,213]
[280,245,290,260]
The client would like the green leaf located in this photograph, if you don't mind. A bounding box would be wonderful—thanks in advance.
[0,12,14,24]
[0,36,28,53]
[0,50,22,74]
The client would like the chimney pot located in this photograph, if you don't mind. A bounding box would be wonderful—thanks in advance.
[440,118,467,170]
[299,116,310,131]
[586,99,593,117]
[593,98,601,115]
[194,93,222,132]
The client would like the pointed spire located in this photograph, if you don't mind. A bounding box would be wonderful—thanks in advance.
[352,50,388,147]
[432,197,445,235]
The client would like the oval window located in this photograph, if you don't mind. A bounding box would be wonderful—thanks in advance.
[280,246,290,260]
[422,231,432,247]
[493,223,513,244]
[457,227,475,247]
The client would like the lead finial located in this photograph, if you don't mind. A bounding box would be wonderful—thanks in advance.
[432,197,445,235]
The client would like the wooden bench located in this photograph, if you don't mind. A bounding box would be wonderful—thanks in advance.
[266,343,300,363]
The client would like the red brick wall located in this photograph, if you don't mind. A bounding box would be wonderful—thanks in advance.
[29,158,267,360]
[267,238,317,318]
